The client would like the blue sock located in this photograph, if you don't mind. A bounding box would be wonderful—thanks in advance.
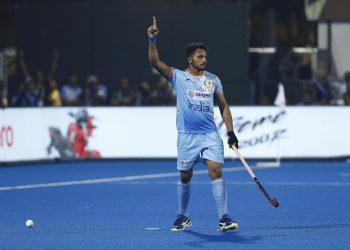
[212,178,228,218]
[177,181,190,216]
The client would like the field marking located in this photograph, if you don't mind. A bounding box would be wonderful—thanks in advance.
[340,173,350,176]
[144,227,161,230]
[0,165,255,191]
[229,181,350,186]
[102,180,350,186]
[1,164,350,191]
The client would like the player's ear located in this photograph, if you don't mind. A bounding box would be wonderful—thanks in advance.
[187,56,192,64]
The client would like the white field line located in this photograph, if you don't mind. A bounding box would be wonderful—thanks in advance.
[0,165,254,191]
[1,165,349,191]
[228,181,350,186]
[101,180,350,186]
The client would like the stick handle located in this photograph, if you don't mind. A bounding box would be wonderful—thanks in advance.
[231,145,256,179]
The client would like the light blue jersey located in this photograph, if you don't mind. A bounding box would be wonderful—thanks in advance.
[170,68,223,133]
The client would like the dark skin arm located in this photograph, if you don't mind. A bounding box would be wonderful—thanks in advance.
[217,92,239,148]
[216,92,235,140]
[18,49,31,80]
[147,17,173,80]
[48,48,59,80]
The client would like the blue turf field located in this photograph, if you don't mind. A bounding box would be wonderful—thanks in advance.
[1,160,350,249]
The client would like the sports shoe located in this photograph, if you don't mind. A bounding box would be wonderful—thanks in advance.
[217,214,238,232]
[171,214,192,232]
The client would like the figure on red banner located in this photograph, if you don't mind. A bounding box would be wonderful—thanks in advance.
[47,127,75,159]
[47,109,100,159]
[67,109,100,158]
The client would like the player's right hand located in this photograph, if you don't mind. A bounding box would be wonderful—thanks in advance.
[147,16,159,38]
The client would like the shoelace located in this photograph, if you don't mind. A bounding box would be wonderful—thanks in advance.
[220,215,232,223]
[174,215,186,226]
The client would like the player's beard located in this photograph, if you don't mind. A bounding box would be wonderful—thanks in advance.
[192,62,206,71]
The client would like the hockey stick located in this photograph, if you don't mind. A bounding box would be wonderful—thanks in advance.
[231,145,279,208]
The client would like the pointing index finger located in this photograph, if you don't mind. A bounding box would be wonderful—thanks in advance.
[153,16,157,27]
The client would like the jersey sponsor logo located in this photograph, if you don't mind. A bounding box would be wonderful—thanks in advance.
[187,90,212,100]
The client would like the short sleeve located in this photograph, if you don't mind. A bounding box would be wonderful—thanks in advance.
[170,67,181,87]
[214,76,223,93]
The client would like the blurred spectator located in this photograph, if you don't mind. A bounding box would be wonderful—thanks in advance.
[135,79,151,106]
[18,49,59,106]
[318,95,330,105]
[315,81,331,105]
[47,79,62,106]
[33,71,46,106]
[61,73,82,106]
[298,54,312,82]
[279,48,299,83]
[151,77,176,105]
[314,68,331,105]
[297,89,315,106]
[328,75,347,105]
[13,78,39,107]
[0,80,7,108]
[110,77,135,106]
[82,74,109,106]
[344,71,350,93]
[343,92,350,106]
[258,95,270,105]
[13,83,25,107]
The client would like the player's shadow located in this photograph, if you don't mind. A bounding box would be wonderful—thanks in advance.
[183,230,262,247]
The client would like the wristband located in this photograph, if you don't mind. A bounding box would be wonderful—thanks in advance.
[149,37,157,43]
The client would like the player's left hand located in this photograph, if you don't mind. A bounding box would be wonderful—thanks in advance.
[227,131,239,149]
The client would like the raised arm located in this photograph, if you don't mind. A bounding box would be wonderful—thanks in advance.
[48,48,59,80]
[18,49,31,80]
[216,92,239,148]
[147,17,173,80]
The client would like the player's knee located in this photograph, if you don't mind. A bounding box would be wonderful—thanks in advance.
[208,167,222,180]
[209,172,222,180]
[180,175,192,183]
[180,170,192,183]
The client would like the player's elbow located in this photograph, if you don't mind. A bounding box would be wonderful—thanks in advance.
[149,57,159,67]
[149,59,156,67]
[218,101,227,111]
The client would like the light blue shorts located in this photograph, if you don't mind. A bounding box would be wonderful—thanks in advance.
[177,131,224,171]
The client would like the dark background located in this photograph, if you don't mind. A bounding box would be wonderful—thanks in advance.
[15,2,249,104]
[3,0,341,106]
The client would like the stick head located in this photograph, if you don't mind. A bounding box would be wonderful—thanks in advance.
[271,198,279,208]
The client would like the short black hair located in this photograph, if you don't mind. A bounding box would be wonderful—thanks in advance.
[186,43,208,58]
